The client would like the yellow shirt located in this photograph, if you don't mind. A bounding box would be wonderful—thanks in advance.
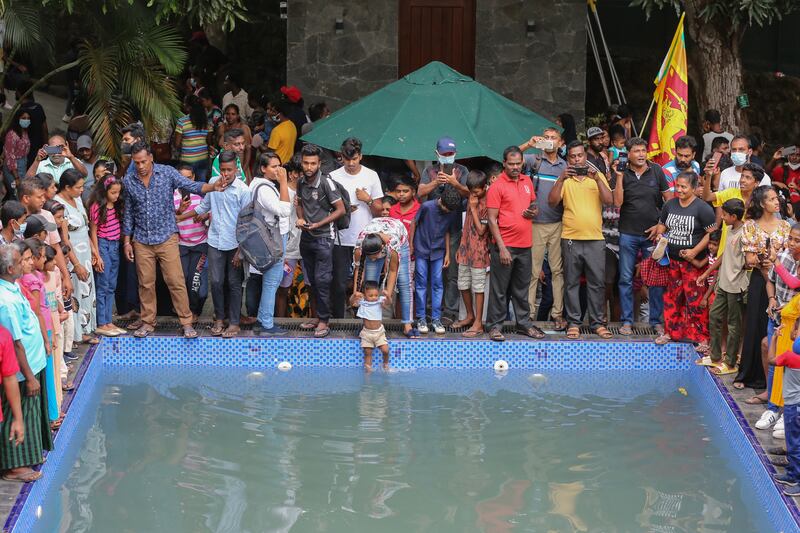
[712,188,745,256]
[268,120,298,166]
[560,172,609,240]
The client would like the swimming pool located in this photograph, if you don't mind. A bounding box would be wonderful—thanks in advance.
[7,337,800,532]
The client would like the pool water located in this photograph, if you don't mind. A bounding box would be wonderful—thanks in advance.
[32,367,772,532]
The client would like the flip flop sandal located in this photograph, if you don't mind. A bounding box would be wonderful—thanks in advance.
[300,321,319,330]
[745,396,768,405]
[126,319,144,331]
[733,381,745,390]
[210,323,225,336]
[489,330,505,342]
[711,362,738,375]
[566,326,581,340]
[695,356,717,366]
[61,379,75,391]
[654,334,671,345]
[403,328,420,339]
[518,325,546,339]
[83,337,100,345]
[313,327,330,338]
[592,326,613,339]
[182,327,199,339]
[462,329,483,338]
[619,324,633,336]
[133,326,154,338]
[553,316,568,331]
[2,471,42,483]
[221,327,240,338]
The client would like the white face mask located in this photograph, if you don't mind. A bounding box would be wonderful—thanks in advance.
[438,154,455,165]
[789,162,800,171]
[730,152,747,167]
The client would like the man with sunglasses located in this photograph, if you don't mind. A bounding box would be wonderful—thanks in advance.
[26,134,87,183]
[519,127,567,329]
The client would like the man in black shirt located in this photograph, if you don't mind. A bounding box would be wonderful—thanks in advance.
[586,127,609,176]
[296,144,346,338]
[612,137,672,335]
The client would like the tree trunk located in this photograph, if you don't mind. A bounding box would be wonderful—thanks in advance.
[683,2,748,132]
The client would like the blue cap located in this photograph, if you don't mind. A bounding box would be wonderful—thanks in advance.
[436,137,456,154]
[658,246,670,267]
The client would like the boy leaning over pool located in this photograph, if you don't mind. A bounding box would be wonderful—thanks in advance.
[770,318,800,497]
[350,280,389,372]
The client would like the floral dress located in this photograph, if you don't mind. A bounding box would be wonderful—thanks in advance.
[741,218,792,257]
[56,194,96,339]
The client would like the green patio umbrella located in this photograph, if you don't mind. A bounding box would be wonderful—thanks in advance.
[301,61,558,162]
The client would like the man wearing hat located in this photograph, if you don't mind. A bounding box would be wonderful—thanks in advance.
[76,135,99,203]
[418,137,469,324]
[280,85,309,140]
[586,127,610,176]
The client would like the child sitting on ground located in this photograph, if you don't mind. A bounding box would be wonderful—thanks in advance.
[350,280,389,372]
[769,319,800,497]
[698,199,747,375]
[454,170,490,337]
[409,186,461,334]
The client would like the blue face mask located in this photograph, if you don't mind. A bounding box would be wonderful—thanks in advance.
[731,152,747,166]
[438,155,455,165]
[19,119,30,128]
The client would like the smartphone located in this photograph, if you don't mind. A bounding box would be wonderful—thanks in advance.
[534,139,554,151]
[574,166,589,176]
[442,163,454,174]
[45,145,63,155]
[710,151,722,168]
[617,153,628,172]
[782,146,798,157]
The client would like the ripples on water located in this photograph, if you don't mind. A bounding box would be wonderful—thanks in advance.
[43,368,764,532]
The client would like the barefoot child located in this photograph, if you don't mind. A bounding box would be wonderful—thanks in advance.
[454,170,490,337]
[351,280,389,372]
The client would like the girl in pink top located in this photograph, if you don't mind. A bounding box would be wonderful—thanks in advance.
[88,174,125,336]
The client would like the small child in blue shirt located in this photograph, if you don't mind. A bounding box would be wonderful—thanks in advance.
[409,186,462,335]
[351,280,389,372]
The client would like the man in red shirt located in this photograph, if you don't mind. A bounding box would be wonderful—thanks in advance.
[0,326,23,447]
[485,146,546,341]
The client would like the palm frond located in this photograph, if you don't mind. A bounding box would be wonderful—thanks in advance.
[3,1,53,58]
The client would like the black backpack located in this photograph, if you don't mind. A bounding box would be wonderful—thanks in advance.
[318,175,351,230]
[235,183,283,272]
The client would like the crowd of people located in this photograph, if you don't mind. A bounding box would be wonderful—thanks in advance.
[0,70,798,487]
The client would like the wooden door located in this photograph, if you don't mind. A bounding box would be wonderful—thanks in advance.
[398,0,476,77]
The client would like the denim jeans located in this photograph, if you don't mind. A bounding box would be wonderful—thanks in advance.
[364,243,412,323]
[785,403,800,481]
[179,243,208,316]
[618,232,664,326]
[95,238,120,325]
[415,255,444,321]
[208,246,244,324]
[257,235,287,328]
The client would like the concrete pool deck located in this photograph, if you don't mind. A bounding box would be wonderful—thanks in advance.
[0,318,788,531]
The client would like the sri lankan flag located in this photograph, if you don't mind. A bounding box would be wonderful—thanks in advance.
[647,13,688,166]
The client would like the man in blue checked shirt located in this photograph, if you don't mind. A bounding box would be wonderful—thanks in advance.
[122,141,224,339]
[661,135,701,192]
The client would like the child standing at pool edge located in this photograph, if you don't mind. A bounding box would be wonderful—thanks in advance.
[351,280,390,372]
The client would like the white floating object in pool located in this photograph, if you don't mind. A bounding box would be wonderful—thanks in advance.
[247,371,264,380]
[36,505,42,518]
[493,360,509,372]
[277,361,292,371]
[528,373,547,388]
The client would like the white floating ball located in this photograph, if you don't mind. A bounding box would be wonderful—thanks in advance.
[528,373,547,388]
[493,360,509,372]
[277,361,292,372]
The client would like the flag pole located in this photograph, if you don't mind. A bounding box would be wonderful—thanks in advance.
[639,97,656,139]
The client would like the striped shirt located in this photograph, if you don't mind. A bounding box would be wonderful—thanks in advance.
[175,115,210,163]
[89,203,121,241]
[173,190,208,246]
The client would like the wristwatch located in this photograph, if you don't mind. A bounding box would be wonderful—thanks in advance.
[367,198,374,206]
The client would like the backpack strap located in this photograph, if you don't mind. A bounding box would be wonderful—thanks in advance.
[251,182,280,225]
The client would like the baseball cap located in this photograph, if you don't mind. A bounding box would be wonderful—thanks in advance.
[436,137,457,154]
[587,127,604,139]
[280,85,302,104]
[24,214,56,237]
[76,135,93,151]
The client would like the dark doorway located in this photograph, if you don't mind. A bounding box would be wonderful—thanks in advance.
[398,0,476,77]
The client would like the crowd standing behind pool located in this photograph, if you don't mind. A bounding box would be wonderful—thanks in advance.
[0,81,798,492]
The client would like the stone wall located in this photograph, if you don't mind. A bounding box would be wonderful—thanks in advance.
[287,0,399,110]
[287,0,586,125]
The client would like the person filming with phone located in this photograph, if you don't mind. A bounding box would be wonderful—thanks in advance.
[26,135,87,183]
[768,144,800,213]
[547,141,613,340]
[612,137,672,336]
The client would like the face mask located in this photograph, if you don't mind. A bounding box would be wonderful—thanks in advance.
[120,142,132,155]
[438,155,455,165]
[789,162,800,171]
[11,221,23,241]
[18,119,30,128]
[731,152,747,166]
[270,114,280,123]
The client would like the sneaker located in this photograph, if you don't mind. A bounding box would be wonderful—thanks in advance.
[773,429,786,440]
[755,410,780,430]
[64,352,79,362]
[431,320,446,334]
[261,326,287,337]
[774,473,798,486]
[784,485,800,497]
[416,319,429,334]
[774,415,785,432]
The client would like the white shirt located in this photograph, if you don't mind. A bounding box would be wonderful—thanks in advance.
[250,177,292,235]
[329,165,383,247]
[222,89,253,121]
[702,131,733,160]
[357,297,385,321]
[718,166,772,192]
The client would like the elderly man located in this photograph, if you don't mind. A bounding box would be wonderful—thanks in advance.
[25,134,86,182]
[0,243,48,482]
[122,142,224,338]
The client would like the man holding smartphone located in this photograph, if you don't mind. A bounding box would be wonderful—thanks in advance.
[769,144,800,211]
[26,134,87,183]
[417,137,469,324]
